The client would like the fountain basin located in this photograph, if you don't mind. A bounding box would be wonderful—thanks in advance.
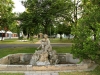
[0,53,95,71]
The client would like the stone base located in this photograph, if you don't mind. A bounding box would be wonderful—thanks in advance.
[0,53,97,72]
[0,63,97,71]
[36,61,50,65]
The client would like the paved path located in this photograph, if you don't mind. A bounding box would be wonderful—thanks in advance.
[0,43,72,49]
[25,72,58,75]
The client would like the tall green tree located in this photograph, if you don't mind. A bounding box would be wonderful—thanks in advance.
[19,11,40,39]
[0,0,14,40]
[71,0,100,63]
[63,25,71,39]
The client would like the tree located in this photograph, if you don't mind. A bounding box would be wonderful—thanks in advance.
[57,23,71,39]
[56,23,64,39]
[20,0,73,35]
[63,25,71,39]
[0,0,14,40]
[71,0,100,63]
[9,20,17,33]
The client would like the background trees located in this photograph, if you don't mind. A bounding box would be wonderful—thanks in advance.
[19,0,73,38]
[0,0,14,30]
[0,0,14,40]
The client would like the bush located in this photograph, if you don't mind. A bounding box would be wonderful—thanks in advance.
[71,21,100,63]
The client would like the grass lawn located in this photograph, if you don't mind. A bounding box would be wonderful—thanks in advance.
[50,38,73,43]
[0,47,71,58]
[0,38,73,44]
[0,47,36,58]
[53,47,71,53]
[0,38,39,44]
[0,73,24,75]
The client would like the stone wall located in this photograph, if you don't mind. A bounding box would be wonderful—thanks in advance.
[0,53,80,65]
[0,53,95,71]
[58,53,80,64]
[0,64,93,71]
[0,53,33,65]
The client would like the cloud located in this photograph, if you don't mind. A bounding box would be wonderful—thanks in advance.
[12,0,25,13]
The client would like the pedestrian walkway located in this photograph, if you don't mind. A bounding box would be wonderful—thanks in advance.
[25,71,58,75]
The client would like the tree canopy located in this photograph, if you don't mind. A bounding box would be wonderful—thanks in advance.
[19,0,73,36]
[0,0,14,30]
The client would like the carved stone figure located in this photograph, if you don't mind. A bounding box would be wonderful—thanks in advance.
[37,34,52,51]
[39,51,48,62]
[30,34,59,65]
[37,39,46,50]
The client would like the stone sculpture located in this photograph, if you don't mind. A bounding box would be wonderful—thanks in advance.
[37,34,52,51]
[30,34,59,65]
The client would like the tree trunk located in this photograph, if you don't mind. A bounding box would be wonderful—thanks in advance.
[68,34,70,39]
[17,26,20,39]
[94,31,96,41]
[27,33,30,39]
[44,26,48,34]
[60,34,62,40]
[74,0,77,27]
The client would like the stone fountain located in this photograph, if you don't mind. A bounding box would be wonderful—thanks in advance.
[0,34,96,72]
[30,35,59,65]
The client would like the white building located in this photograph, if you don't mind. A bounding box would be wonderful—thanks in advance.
[0,30,18,40]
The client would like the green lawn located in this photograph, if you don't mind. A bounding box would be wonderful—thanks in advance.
[53,47,71,53]
[0,38,73,44]
[0,73,24,75]
[50,38,73,43]
[0,38,39,44]
[0,47,71,58]
[0,47,36,58]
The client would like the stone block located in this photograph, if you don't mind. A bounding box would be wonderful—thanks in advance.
[0,56,10,64]
[66,53,80,64]
[27,65,33,71]
[6,65,27,71]
[0,65,8,71]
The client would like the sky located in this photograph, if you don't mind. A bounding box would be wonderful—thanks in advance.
[12,0,25,13]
